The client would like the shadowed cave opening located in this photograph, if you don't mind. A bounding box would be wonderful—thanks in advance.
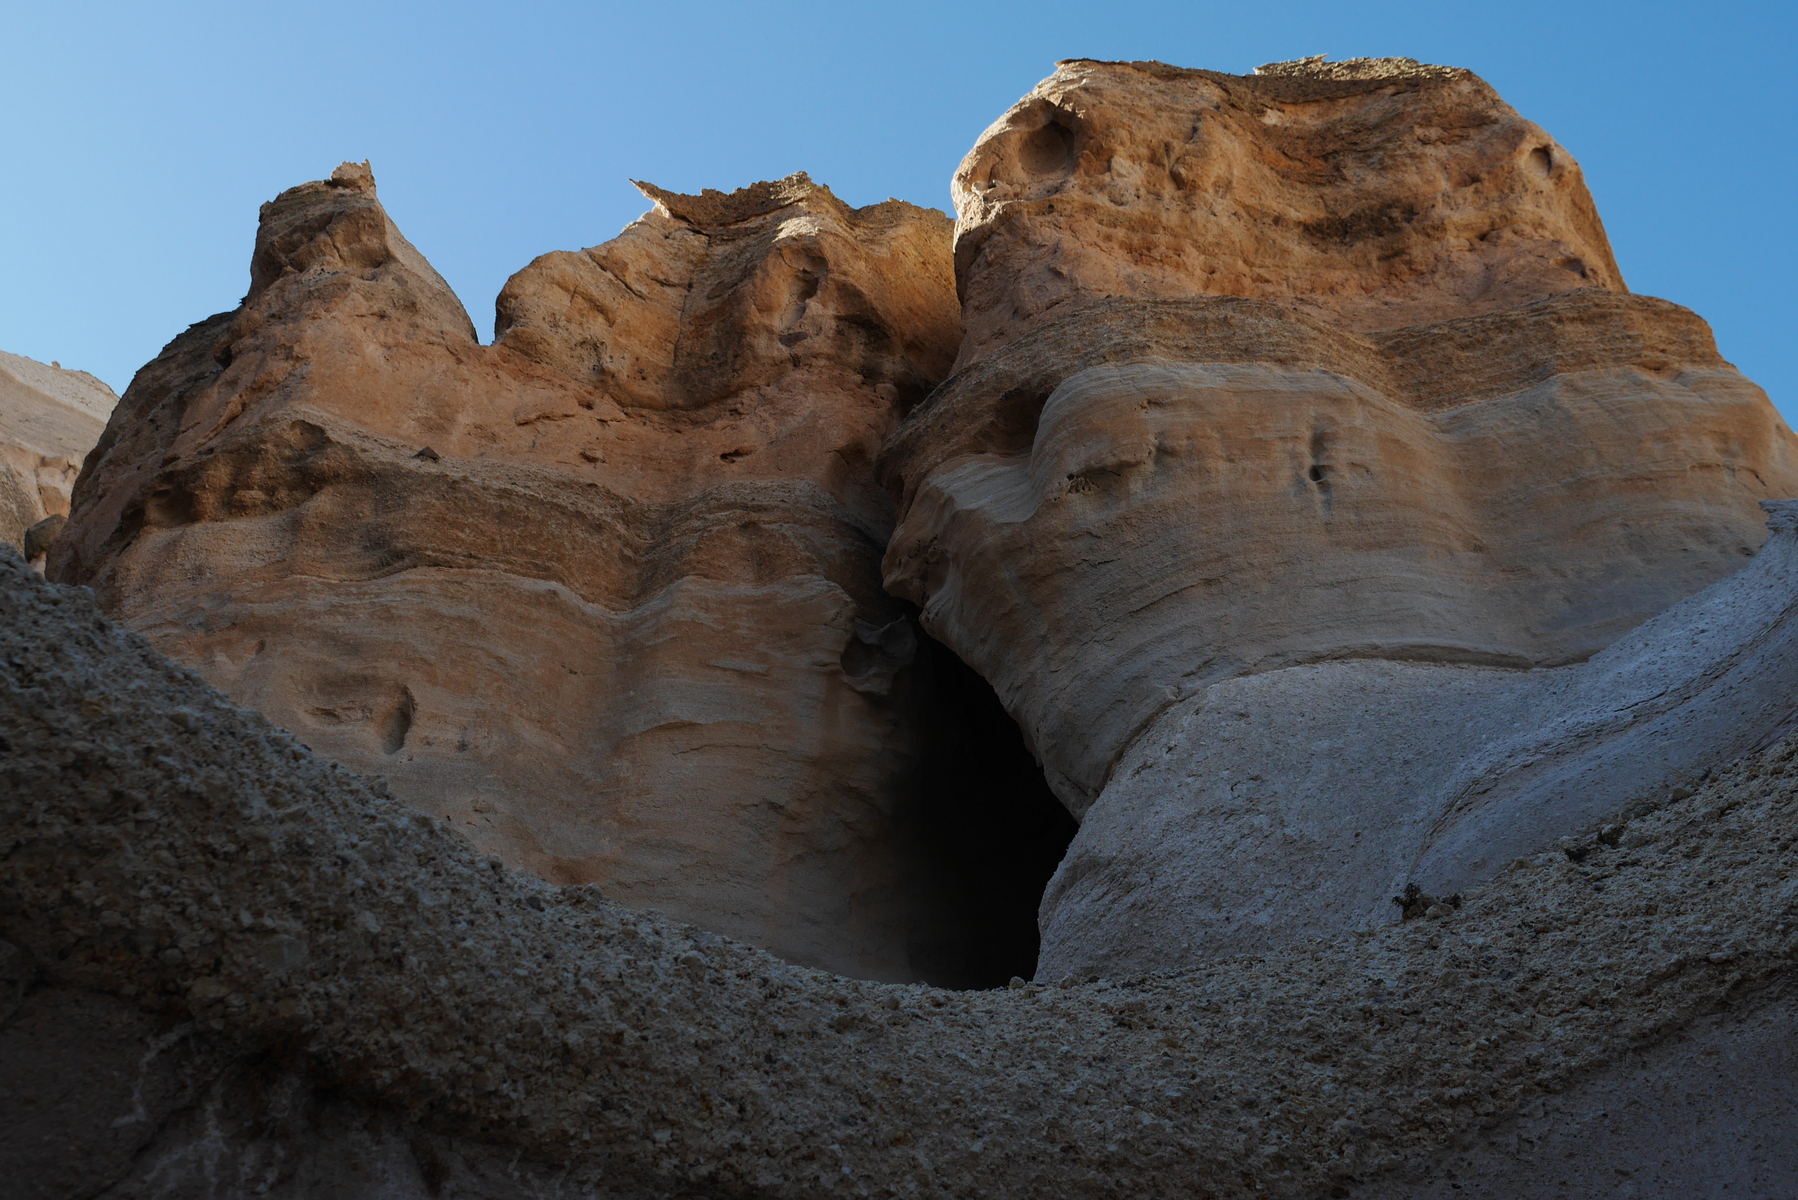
[903,632,1078,991]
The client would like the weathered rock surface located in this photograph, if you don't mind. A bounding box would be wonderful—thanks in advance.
[1350,994,1798,1199]
[0,349,116,563]
[949,56,1624,364]
[7,547,1798,1199]
[49,162,967,982]
[880,58,1798,971]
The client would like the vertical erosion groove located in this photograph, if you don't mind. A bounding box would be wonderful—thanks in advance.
[379,686,415,756]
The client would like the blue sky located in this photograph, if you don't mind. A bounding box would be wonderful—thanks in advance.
[3,1,1792,424]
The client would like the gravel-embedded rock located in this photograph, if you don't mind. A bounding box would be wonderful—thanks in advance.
[15,53,1798,1198]
[6,545,1798,1197]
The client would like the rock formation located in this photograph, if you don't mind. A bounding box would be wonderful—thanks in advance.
[948,56,1623,362]
[48,161,978,982]
[15,52,1798,1198]
[6,545,1798,1198]
[878,57,1798,975]
[0,349,116,566]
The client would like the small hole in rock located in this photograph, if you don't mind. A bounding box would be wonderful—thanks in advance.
[1529,146,1554,176]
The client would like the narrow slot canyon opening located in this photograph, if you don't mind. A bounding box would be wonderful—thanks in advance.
[903,632,1077,990]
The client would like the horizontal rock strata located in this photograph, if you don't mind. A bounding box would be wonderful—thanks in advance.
[49,163,965,981]
[17,52,1798,1198]
[884,291,1797,816]
[6,548,1798,1197]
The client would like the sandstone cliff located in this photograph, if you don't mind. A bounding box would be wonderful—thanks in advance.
[879,58,1798,974]
[0,350,116,564]
[49,162,970,982]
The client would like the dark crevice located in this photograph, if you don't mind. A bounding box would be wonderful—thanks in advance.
[903,631,1076,990]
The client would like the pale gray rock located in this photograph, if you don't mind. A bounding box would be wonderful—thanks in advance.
[1038,500,1798,980]
[887,350,1798,821]
[881,59,1798,995]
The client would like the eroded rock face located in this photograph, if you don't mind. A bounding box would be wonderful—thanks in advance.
[0,350,116,565]
[50,162,962,981]
[496,173,957,424]
[879,58,1798,973]
[950,56,1623,365]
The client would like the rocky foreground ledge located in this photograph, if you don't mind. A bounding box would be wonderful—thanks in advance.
[4,542,1798,1197]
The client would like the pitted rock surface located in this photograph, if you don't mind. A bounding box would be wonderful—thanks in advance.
[14,54,1798,1199]
[949,56,1624,365]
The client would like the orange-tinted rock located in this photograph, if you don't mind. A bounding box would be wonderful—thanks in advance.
[53,163,962,980]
